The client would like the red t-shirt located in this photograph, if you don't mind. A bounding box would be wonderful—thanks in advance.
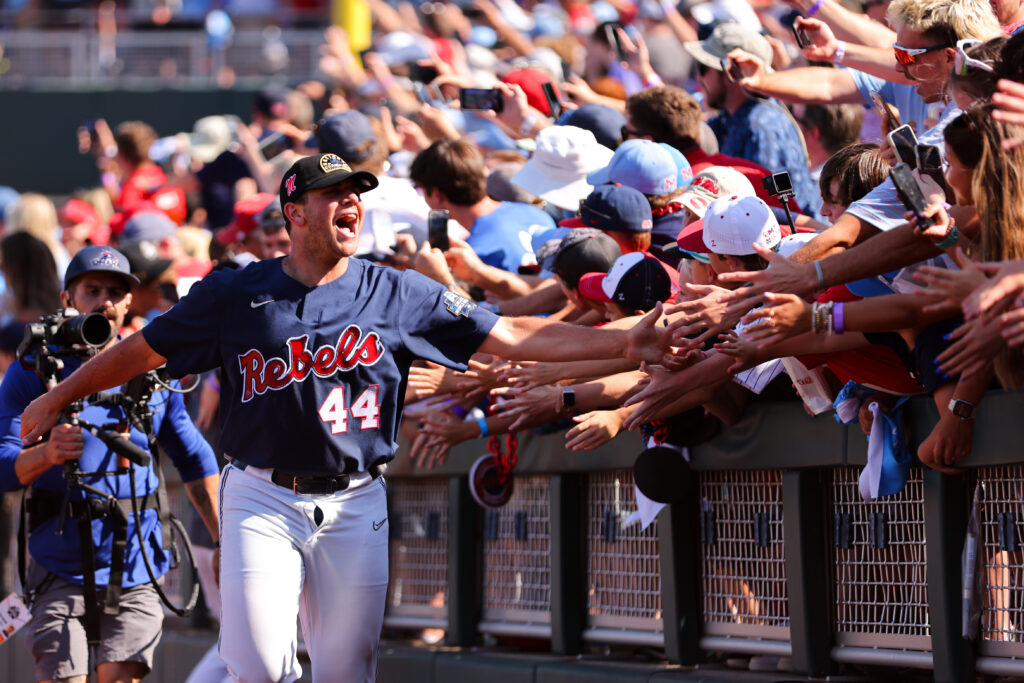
[119,165,167,211]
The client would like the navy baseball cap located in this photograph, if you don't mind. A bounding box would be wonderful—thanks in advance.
[280,153,379,206]
[559,184,653,233]
[578,252,674,311]
[307,111,377,162]
[63,245,140,291]
[563,104,626,151]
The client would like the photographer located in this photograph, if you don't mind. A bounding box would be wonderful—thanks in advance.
[0,246,219,682]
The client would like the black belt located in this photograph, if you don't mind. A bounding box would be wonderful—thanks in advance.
[232,457,388,496]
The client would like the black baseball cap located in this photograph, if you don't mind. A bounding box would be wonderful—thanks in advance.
[63,246,140,291]
[279,153,379,206]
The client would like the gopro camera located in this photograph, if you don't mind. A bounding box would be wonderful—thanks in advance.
[762,171,794,198]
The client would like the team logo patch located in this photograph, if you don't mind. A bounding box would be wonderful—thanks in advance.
[320,154,350,174]
[91,249,119,268]
[284,174,297,196]
[443,290,477,317]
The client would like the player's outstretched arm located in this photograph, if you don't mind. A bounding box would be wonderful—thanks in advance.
[20,332,168,446]
[479,304,670,365]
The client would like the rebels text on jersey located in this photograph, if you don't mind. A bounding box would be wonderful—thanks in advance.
[142,258,498,476]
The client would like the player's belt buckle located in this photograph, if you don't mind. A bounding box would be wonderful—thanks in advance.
[274,471,352,495]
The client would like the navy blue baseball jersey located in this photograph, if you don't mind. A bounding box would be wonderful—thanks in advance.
[142,258,499,476]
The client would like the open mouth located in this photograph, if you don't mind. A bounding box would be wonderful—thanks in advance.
[334,212,358,238]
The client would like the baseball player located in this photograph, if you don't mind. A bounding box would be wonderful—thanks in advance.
[20,153,669,683]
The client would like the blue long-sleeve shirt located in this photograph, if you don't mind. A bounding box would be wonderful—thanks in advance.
[0,357,218,587]
[709,98,821,219]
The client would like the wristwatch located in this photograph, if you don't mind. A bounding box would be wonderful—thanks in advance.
[561,387,576,413]
[948,398,976,420]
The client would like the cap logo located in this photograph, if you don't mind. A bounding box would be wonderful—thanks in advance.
[641,219,653,230]
[692,176,720,194]
[92,249,119,268]
[320,154,349,174]
[285,174,297,196]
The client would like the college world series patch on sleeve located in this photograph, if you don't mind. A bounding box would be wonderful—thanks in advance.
[443,290,477,317]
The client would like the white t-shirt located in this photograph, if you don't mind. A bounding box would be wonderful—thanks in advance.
[357,175,431,257]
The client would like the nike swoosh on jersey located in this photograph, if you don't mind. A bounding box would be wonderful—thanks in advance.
[372,518,387,531]
[250,298,275,308]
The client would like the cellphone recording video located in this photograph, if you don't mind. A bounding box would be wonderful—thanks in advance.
[259,131,290,160]
[408,63,439,84]
[890,163,935,229]
[541,81,561,119]
[720,56,744,83]
[887,124,919,167]
[762,171,794,197]
[428,210,451,251]
[459,87,504,113]
[791,21,809,49]
[915,143,946,189]
[604,22,628,63]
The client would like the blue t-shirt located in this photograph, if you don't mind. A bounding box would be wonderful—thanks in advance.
[847,68,932,136]
[0,360,217,587]
[467,202,556,273]
[708,98,821,219]
[142,257,499,476]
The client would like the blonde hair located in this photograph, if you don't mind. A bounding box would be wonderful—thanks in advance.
[887,0,1001,43]
[6,193,59,252]
[176,226,212,262]
[72,187,114,225]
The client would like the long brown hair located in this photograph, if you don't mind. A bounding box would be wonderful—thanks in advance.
[944,103,1024,387]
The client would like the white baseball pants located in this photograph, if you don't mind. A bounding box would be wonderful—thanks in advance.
[217,463,389,683]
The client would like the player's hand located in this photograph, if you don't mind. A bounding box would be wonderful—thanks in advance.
[41,423,84,466]
[625,302,672,365]
[716,243,820,300]
[21,392,66,446]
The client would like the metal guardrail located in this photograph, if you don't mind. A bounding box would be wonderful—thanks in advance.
[0,29,327,89]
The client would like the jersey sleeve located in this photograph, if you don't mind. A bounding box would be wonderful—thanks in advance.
[154,385,219,483]
[0,365,40,492]
[394,270,499,371]
[142,270,227,377]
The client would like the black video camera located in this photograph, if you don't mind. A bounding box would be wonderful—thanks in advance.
[18,308,113,370]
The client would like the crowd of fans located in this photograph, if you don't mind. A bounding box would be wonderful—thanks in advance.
[2,0,1024,623]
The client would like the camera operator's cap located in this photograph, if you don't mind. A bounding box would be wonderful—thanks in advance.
[510,126,614,211]
[559,184,653,233]
[692,195,780,256]
[586,140,679,196]
[307,111,377,162]
[280,153,379,206]
[684,22,774,71]
[577,252,676,310]
[217,193,276,246]
[63,245,140,291]
[678,166,755,218]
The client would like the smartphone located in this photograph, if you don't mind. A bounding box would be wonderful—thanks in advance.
[459,87,504,113]
[408,63,439,84]
[887,123,918,167]
[762,171,793,197]
[605,22,628,63]
[413,82,434,106]
[541,81,561,119]
[720,56,744,83]
[791,21,809,49]
[890,163,935,229]
[560,59,573,82]
[259,131,290,160]
[428,210,450,251]
[870,91,901,132]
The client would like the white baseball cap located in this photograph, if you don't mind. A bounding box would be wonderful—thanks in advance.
[678,166,755,218]
[700,195,780,256]
[510,126,614,211]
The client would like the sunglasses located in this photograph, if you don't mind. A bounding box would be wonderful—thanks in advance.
[893,42,950,66]
[954,38,995,76]
[620,125,644,140]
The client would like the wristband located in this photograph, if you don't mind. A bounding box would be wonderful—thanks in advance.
[834,302,845,334]
[520,112,540,135]
[814,260,825,291]
[475,415,489,437]
[934,223,961,250]
[642,73,664,88]
[807,0,825,16]
[833,40,846,65]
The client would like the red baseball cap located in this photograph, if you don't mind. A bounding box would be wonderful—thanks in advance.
[59,199,110,246]
[217,193,276,245]
[502,68,560,116]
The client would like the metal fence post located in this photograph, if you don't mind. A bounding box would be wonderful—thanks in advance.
[923,468,974,682]
[658,481,702,664]
[446,476,481,646]
[782,469,833,676]
[550,473,586,654]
